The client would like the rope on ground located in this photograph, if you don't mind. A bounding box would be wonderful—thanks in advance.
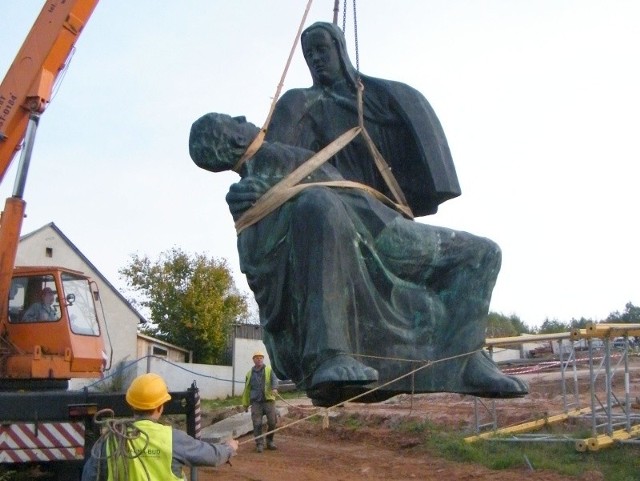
[243,349,482,445]
[90,409,151,481]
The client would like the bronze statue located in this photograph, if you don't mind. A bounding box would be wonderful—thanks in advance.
[190,84,527,406]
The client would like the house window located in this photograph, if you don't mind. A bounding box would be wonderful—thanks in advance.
[45,247,53,258]
[152,346,168,357]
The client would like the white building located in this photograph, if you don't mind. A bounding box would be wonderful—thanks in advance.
[16,223,270,398]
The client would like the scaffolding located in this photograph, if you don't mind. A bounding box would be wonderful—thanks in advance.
[465,323,640,451]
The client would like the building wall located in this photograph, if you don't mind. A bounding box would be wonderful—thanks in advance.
[137,335,189,363]
[140,358,234,400]
[128,337,267,399]
[16,224,275,399]
[16,225,139,375]
[489,348,521,363]
[232,337,272,397]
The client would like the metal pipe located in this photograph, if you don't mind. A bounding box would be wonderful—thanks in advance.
[588,339,597,436]
[571,345,580,408]
[231,324,237,397]
[468,332,640,448]
[624,337,631,432]
[560,340,568,412]
[147,345,152,373]
[605,338,613,436]
[12,113,40,198]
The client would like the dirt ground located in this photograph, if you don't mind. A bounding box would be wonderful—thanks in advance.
[193,356,640,481]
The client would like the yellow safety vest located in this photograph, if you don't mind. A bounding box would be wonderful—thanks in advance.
[242,365,275,407]
[106,419,184,481]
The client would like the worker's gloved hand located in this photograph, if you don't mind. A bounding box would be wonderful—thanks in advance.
[226,178,270,221]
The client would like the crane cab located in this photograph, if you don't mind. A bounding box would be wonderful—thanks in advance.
[2,266,106,388]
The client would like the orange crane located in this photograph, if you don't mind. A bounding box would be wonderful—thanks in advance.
[0,4,202,479]
[0,0,105,386]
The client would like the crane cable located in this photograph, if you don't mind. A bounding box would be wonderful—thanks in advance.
[338,0,411,210]
[343,0,360,73]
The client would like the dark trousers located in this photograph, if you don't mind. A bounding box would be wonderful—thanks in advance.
[251,400,277,445]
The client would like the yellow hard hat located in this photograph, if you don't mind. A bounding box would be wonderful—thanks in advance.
[126,373,172,410]
[252,351,264,358]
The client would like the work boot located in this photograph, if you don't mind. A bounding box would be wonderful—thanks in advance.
[256,444,264,453]
[267,440,277,450]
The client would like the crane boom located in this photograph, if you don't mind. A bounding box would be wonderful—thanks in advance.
[0,4,203,478]
[0,0,99,182]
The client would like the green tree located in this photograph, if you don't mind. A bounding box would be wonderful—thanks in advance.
[537,318,570,334]
[508,314,533,335]
[486,312,517,338]
[119,248,248,364]
[568,317,593,329]
[605,302,640,323]
[486,312,532,338]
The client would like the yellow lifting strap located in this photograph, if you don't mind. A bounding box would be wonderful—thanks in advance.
[355,80,410,210]
[235,127,357,234]
[234,126,413,234]
[233,0,413,234]
[233,0,314,173]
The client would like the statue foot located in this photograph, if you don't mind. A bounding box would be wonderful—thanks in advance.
[461,351,528,398]
[309,354,378,389]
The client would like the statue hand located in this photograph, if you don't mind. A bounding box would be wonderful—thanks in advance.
[226,178,269,221]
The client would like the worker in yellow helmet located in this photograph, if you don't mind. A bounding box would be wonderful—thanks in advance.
[242,351,279,452]
[82,373,238,480]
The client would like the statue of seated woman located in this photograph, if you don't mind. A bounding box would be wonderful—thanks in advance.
[189,107,528,406]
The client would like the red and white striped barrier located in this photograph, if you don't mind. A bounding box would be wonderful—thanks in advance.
[0,422,85,463]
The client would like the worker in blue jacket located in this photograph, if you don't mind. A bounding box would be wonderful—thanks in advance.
[82,373,237,480]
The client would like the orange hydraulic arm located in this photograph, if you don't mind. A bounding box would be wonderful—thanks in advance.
[0,0,99,181]
[0,0,99,321]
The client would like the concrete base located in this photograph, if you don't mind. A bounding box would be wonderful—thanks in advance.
[200,407,288,443]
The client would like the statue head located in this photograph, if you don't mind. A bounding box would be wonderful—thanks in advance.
[189,113,260,172]
[301,22,358,88]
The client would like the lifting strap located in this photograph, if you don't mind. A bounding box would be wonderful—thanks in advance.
[234,125,413,234]
[233,0,314,173]
[355,80,409,209]
[233,0,413,234]
[235,126,360,234]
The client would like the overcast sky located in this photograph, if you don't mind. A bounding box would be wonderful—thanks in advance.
[1,1,638,328]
